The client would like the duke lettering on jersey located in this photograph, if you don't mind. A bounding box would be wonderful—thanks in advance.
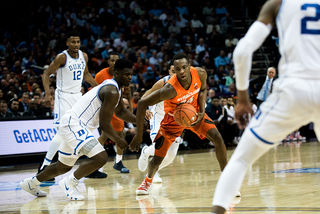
[56,50,86,93]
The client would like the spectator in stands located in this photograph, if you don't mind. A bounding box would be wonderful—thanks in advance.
[0,89,3,100]
[149,3,162,18]
[167,33,178,48]
[176,1,188,15]
[215,50,230,69]
[201,56,215,76]
[110,27,121,39]
[22,98,39,117]
[205,96,226,123]
[173,44,184,55]
[203,2,214,16]
[208,76,221,93]
[7,98,21,117]
[196,38,205,55]
[227,83,237,96]
[130,0,140,11]
[176,14,188,28]
[206,88,216,104]
[168,20,181,35]
[149,51,160,66]
[0,100,12,117]
[220,13,235,35]
[132,90,140,111]
[251,67,277,107]
[131,20,142,35]
[225,34,238,47]
[191,14,204,30]
[18,92,29,112]
[33,93,41,104]
[216,2,228,16]
[113,34,127,48]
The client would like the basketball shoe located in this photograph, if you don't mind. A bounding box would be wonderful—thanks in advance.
[113,160,130,173]
[136,177,153,195]
[153,172,162,183]
[59,176,84,200]
[20,177,47,197]
[138,146,149,172]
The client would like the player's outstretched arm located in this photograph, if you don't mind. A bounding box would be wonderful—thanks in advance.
[99,85,128,149]
[129,84,177,152]
[234,0,281,128]
[115,95,136,124]
[191,67,208,126]
[83,52,98,87]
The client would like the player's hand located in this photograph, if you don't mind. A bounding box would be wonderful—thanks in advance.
[44,94,53,102]
[123,86,130,95]
[117,138,128,150]
[191,112,205,126]
[129,135,143,152]
[235,101,254,129]
[145,110,153,120]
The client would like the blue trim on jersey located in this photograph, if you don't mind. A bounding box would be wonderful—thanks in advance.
[163,75,171,84]
[85,106,101,126]
[78,95,98,118]
[150,133,157,136]
[45,157,52,162]
[60,52,68,69]
[250,128,274,145]
[58,150,72,156]
[97,79,120,104]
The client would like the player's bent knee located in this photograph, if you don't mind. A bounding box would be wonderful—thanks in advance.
[56,161,72,174]
[207,128,223,144]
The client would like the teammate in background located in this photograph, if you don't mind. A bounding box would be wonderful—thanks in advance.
[130,53,228,195]
[20,59,136,200]
[38,31,102,180]
[93,52,132,174]
[138,61,182,183]
[212,0,320,213]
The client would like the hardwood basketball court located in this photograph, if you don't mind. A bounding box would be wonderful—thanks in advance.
[0,141,319,213]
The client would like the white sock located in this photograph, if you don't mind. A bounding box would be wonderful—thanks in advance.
[40,134,62,170]
[116,154,122,163]
[212,129,274,209]
[68,172,79,182]
[32,176,41,185]
[145,143,155,157]
[158,140,179,171]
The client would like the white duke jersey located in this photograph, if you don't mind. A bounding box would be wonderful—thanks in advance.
[67,79,121,129]
[276,0,320,78]
[151,75,171,116]
[56,50,86,93]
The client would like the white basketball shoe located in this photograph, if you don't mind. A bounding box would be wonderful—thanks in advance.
[138,146,149,172]
[20,177,47,197]
[59,176,84,201]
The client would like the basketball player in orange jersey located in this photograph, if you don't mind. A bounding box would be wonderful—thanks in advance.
[130,53,228,194]
[91,52,132,174]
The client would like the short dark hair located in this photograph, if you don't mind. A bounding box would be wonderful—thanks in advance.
[109,52,120,58]
[10,98,19,103]
[22,92,29,97]
[213,96,219,100]
[0,100,6,104]
[172,53,188,62]
[67,31,81,39]
[114,59,133,72]
[168,60,174,69]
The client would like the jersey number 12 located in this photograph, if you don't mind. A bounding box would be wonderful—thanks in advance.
[73,70,81,80]
[301,4,320,34]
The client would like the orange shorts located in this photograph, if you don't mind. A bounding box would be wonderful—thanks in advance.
[154,114,216,157]
[111,113,124,132]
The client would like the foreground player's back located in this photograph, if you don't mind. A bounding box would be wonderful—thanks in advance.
[277,0,320,78]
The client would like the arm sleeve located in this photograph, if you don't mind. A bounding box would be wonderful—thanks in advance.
[234,21,272,90]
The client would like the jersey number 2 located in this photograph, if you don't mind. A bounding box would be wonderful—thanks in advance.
[73,70,81,80]
[301,4,320,34]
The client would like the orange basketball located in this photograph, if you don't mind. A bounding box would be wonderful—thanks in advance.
[173,103,198,127]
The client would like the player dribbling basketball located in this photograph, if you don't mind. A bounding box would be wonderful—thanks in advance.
[130,53,228,195]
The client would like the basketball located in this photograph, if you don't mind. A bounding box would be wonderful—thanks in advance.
[173,103,198,127]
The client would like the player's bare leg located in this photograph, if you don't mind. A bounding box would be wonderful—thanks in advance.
[206,128,228,171]
[113,131,130,173]
[37,161,72,182]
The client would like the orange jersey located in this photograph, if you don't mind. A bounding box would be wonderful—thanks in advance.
[95,67,113,84]
[164,66,201,116]
[96,67,124,132]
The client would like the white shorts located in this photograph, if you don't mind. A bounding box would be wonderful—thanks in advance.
[247,77,320,147]
[54,90,82,127]
[58,113,105,166]
[149,110,165,142]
